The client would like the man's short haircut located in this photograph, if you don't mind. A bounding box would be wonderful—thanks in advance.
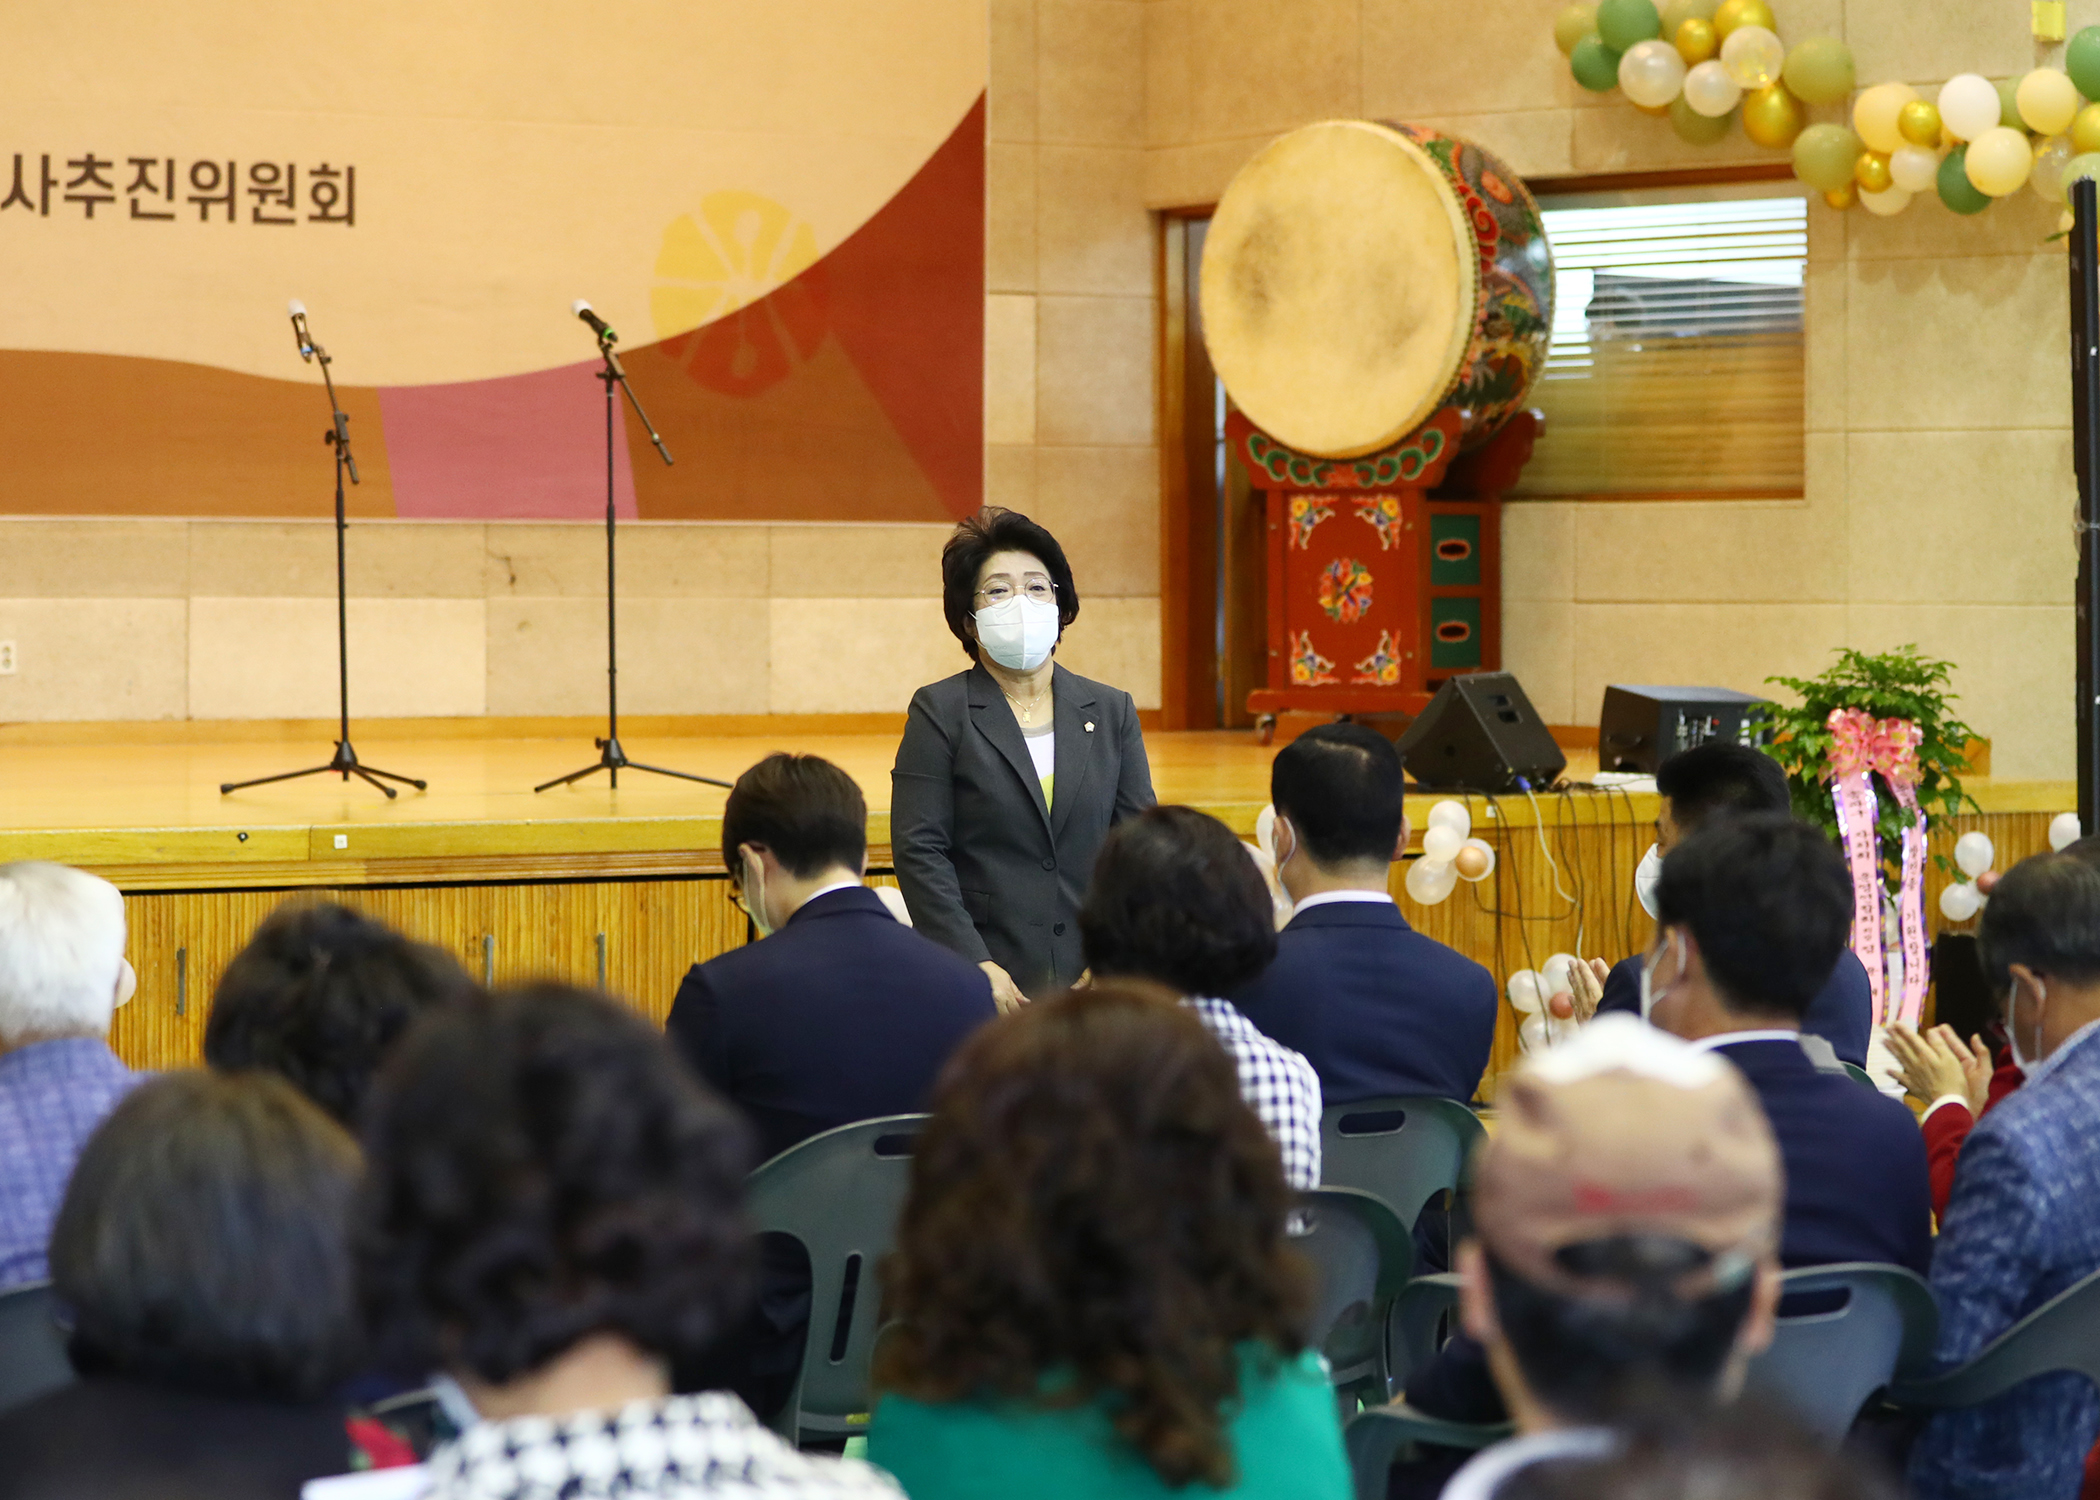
[1979,852,2100,992]
[1080,805,1278,997]
[52,1070,363,1401]
[1654,814,1850,1022]
[357,984,755,1386]
[1654,743,1790,833]
[720,752,868,884]
[205,902,476,1128]
[0,861,128,1046]
[1487,1236,1759,1425]
[1269,722,1407,867]
[939,506,1080,660]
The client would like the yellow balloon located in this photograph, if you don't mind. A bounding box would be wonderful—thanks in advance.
[1555,3,1600,56]
[2073,102,2100,156]
[1854,150,1892,193]
[1741,81,1807,149]
[1965,125,2034,196]
[1711,0,1774,40]
[1897,99,1943,148]
[1675,16,1717,64]
[1633,98,1672,117]
[1854,82,1919,155]
[1824,181,1857,209]
[2019,68,2081,136]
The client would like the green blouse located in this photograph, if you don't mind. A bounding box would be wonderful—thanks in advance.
[865,1344,1350,1500]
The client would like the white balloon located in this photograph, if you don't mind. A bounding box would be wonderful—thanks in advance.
[1541,952,1578,996]
[1940,881,1983,923]
[1428,799,1473,837]
[1405,856,1459,906]
[1953,831,1996,878]
[1507,969,1545,1014]
[1682,59,1741,117]
[1938,73,2002,143]
[1888,145,1941,194]
[1719,24,1783,89]
[2052,811,2084,851]
[1859,184,1912,216]
[1457,837,1498,882]
[1519,1014,1549,1053]
[1422,824,1464,863]
[2034,135,2075,202]
[1619,38,1687,108]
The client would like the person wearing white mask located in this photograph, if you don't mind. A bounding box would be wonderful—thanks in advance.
[892,508,1155,1012]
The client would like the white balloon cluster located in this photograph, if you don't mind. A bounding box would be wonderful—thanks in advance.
[1940,831,1995,924]
[1507,951,1583,1053]
[1404,800,1498,906]
[2052,811,2084,853]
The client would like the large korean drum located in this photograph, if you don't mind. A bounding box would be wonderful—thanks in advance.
[1200,120,1553,458]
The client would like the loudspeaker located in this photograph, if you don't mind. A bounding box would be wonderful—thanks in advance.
[1597,685,1771,775]
[1395,672,1565,792]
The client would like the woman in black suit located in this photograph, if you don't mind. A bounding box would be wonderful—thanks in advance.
[892,509,1155,1010]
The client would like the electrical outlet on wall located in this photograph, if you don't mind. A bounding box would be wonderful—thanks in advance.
[0,641,14,675]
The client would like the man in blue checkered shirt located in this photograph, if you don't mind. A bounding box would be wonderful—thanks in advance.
[0,863,141,1290]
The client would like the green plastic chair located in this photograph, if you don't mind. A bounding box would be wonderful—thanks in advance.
[744,1114,926,1448]
[0,1282,72,1419]
[1295,1188,1414,1403]
[1344,1401,1512,1500]
[1744,1262,1939,1442]
[1843,1062,1878,1090]
[1320,1097,1487,1231]
[1887,1264,2100,1411]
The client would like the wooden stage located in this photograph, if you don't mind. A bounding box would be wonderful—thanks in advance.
[0,718,2072,1086]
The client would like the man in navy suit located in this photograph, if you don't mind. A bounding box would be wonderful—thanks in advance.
[665,751,995,1415]
[1228,722,1497,1110]
[1590,741,1874,1068]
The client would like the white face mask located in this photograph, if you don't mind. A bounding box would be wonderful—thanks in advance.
[2010,974,2048,1074]
[740,852,775,939]
[1640,929,1684,1021]
[975,595,1060,672]
[1634,842,1663,920]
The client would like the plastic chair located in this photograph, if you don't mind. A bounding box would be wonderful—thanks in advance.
[744,1115,925,1448]
[1320,1097,1487,1231]
[1843,1062,1879,1090]
[1743,1262,1939,1442]
[1344,1401,1512,1500]
[1385,1272,1464,1393]
[0,1282,74,1418]
[1887,1264,2100,1412]
[1295,1188,1413,1402]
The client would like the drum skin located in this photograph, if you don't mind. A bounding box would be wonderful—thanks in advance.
[1201,120,1553,459]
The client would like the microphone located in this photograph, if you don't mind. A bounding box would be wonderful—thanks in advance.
[573,299,617,342]
[288,299,314,363]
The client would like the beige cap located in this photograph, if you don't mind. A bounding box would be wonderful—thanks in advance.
[1475,1015,1782,1296]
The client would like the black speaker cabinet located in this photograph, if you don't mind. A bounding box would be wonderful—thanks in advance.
[1395,672,1565,792]
[1597,685,1772,775]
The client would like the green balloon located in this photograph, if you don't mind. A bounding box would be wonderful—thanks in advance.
[2064,151,2100,205]
[1995,77,2023,129]
[1782,37,1855,106]
[1938,146,1993,214]
[1570,34,1624,92]
[1596,0,1661,52]
[1669,94,1732,145]
[1659,0,1716,35]
[2069,26,2100,101]
[1792,123,1863,191]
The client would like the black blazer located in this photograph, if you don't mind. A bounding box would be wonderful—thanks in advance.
[1227,900,1498,1105]
[664,886,996,1163]
[891,662,1154,995]
[1597,948,1875,1067]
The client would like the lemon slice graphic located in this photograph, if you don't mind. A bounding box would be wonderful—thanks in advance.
[650,191,821,341]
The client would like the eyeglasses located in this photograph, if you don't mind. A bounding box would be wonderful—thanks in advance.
[975,574,1058,606]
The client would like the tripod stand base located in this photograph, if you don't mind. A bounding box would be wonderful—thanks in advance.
[221,740,428,800]
[535,736,732,793]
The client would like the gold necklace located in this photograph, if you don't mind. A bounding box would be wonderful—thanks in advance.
[1004,681,1051,725]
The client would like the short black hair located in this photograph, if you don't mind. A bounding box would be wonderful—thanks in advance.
[205,902,477,1128]
[53,1070,363,1401]
[357,984,755,1386]
[1654,743,1789,833]
[1654,814,1850,1022]
[940,506,1079,661]
[1270,722,1407,867]
[1080,805,1277,997]
[721,752,867,887]
[1979,852,2100,993]
[1487,1238,1758,1425]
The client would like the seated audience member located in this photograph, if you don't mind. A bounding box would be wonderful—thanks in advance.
[1408,815,1929,1433]
[666,751,996,1163]
[0,1071,367,1499]
[868,981,1350,1500]
[1080,805,1322,1189]
[1908,853,2100,1500]
[1589,742,1872,1067]
[358,984,898,1500]
[204,901,476,1128]
[0,861,141,1290]
[1227,723,1497,1106]
[1415,1016,1784,1500]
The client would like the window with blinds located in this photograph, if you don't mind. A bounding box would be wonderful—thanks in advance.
[1510,189,1807,500]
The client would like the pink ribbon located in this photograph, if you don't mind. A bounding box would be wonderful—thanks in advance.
[1823,709,1930,1029]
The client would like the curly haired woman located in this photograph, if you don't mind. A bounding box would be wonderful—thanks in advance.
[866,980,1349,1500]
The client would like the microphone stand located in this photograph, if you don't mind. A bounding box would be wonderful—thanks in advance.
[536,321,730,792]
[221,310,426,800]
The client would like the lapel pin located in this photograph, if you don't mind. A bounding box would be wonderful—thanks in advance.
[1084,721,1095,732]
